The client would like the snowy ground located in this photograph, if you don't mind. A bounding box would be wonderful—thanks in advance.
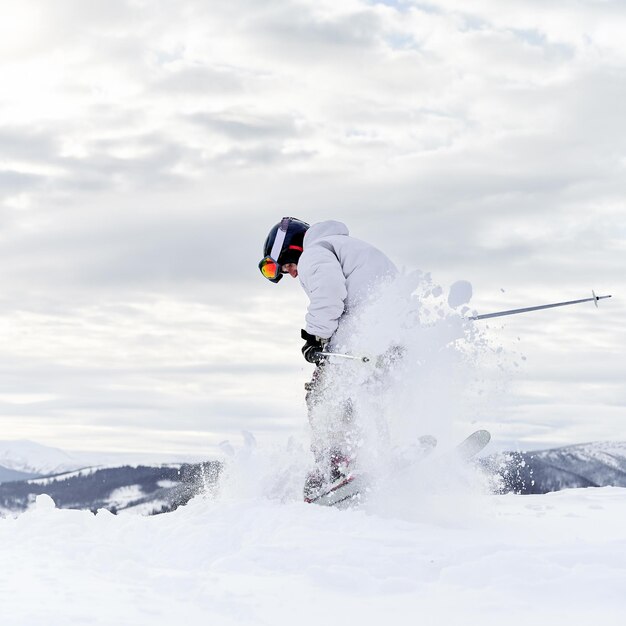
[1,486,625,626]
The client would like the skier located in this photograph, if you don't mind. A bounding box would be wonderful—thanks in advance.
[258,217,398,498]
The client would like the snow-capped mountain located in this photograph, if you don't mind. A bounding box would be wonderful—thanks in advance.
[482,441,626,493]
[0,440,209,479]
[0,440,83,475]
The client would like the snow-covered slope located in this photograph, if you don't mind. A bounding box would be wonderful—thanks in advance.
[0,487,624,626]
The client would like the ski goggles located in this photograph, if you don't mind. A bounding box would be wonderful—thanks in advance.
[258,217,300,283]
[258,255,283,282]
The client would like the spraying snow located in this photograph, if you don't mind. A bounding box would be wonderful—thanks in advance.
[447,279,473,308]
[321,272,492,487]
[218,270,501,514]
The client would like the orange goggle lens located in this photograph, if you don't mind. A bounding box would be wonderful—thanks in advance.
[259,256,279,279]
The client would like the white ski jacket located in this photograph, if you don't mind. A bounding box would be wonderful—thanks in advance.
[298,221,397,339]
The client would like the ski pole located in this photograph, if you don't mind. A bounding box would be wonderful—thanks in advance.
[469,291,612,321]
[319,352,371,363]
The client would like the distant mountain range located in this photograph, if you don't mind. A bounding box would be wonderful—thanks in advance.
[480,441,626,493]
[0,462,221,517]
[1,440,625,517]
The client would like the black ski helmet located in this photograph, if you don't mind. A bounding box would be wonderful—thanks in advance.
[259,217,310,283]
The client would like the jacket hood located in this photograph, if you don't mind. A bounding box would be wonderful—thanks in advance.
[304,220,349,246]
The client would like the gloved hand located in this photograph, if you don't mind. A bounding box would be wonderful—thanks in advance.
[301,329,329,364]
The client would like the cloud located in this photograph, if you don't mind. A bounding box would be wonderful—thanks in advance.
[0,0,624,453]
[153,65,246,96]
[188,111,299,141]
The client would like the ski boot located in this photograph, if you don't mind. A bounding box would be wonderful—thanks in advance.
[303,448,354,503]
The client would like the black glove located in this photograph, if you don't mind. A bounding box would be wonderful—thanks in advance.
[301,329,328,364]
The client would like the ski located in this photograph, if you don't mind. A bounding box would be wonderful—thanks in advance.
[305,434,438,507]
[304,473,364,507]
[451,429,491,462]
[305,430,490,508]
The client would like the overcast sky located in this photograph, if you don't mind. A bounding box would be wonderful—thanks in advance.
[1,0,624,458]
